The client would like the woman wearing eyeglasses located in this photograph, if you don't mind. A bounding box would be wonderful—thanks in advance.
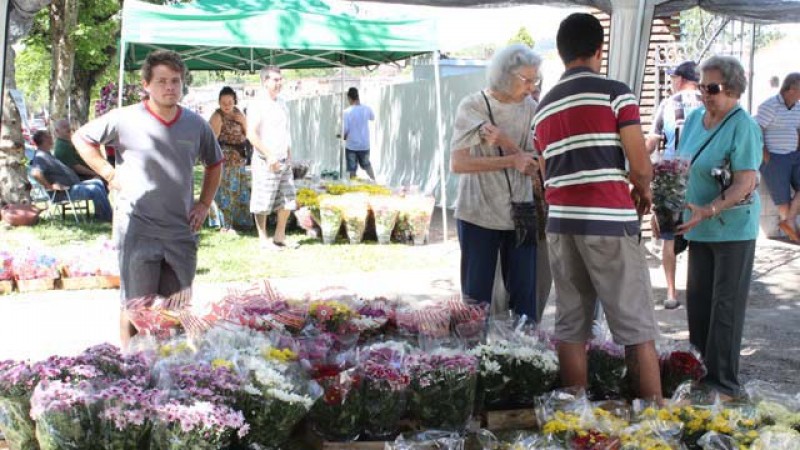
[450,44,548,321]
[675,55,763,400]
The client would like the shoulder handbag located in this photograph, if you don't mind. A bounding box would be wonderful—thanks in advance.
[673,108,742,255]
[480,91,537,247]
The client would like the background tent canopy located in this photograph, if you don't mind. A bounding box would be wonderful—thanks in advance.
[120,0,439,70]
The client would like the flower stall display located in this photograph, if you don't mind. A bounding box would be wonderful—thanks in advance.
[471,331,559,409]
[360,342,411,439]
[318,195,345,244]
[308,364,363,441]
[369,195,401,245]
[659,341,706,398]
[29,380,96,450]
[11,248,59,291]
[652,157,690,234]
[149,400,249,450]
[408,350,478,432]
[340,193,370,244]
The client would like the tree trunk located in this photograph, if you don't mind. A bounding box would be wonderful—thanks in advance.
[71,67,93,125]
[0,45,31,206]
[49,0,79,122]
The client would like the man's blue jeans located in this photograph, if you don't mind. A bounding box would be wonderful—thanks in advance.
[59,179,113,222]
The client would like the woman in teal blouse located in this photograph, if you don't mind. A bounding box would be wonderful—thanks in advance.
[677,55,763,400]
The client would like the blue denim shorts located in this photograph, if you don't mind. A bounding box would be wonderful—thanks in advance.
[345,149,372,174]
[761,152,800,205]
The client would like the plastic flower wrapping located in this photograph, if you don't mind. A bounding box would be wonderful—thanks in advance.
[318,194,345,244]
[0,251,13,281]
[408,349,478,432]
[399,194,436,245]
[652,157,690,234]
[587,320,629,400]
[58,239,119,277]
[369,195,401,244]
[95,380,163,450]
[11,248,58,281]
[308,361,363,441]
[125,289,195,340]
[471,323,559,409]
[658,340,706,398]
[29,379,96,450]
[0,361,41,450]
[448,296,489,347]
[149,399,248,450]
[536,390,628,450]
[360,342,412,439]
[340,193,370,244]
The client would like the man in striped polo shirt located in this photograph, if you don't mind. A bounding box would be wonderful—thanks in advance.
[533,13,662,401]
[756,73,800,242]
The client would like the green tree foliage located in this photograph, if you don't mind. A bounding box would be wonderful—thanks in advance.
[14,43,51,113]
[507,26,535,48]
[680,7,783,60]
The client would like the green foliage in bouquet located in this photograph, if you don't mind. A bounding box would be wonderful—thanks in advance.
[409,353,478,432]
[308,366,363,441]
[0,398,38,450]
[30,381,95,450]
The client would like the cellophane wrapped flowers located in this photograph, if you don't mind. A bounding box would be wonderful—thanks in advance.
[0,251,13,281]
[360,342,411,439]
[149,400,248,450]
[471,333,559,409]
[95,380,162,450]
[408,350,478,432]
[659,341,706,398]
[0,361,41,450]
[369,195,401,244]
[308,363,363,441]
[235,354,320,449]
[652,157,690,234]
[319,195,344,244]
[29,380,96,450]
[340,193,369,244]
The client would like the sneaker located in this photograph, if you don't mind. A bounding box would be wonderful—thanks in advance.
[664,298,680,310]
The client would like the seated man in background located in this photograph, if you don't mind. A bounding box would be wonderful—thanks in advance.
[54,118,99,181]
[30,130,113,222]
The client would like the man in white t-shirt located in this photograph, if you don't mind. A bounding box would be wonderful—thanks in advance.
[342,87,375,180]
[247,65,297,249]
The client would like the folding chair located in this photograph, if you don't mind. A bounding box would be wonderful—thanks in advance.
[27,173,89,224]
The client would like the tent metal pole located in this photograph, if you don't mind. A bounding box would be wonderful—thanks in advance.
[747,23,757,113]
[118,40,126,108]
[340,58,346,180]
[433,50,447,242]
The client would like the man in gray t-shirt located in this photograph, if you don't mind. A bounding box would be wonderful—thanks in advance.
[73,50,222,347]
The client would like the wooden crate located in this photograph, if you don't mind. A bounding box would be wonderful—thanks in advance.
[59,275,120,291]
[16,278,56,293]
[484,408,537,431]
[0,279,14,295]
[317,441,387,450]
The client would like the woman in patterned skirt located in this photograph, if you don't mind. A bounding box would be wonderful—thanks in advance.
[209,86,252,231]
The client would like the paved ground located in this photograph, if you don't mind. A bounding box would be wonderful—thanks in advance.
[1,208,798,394]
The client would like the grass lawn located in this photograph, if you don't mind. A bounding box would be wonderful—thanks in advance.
[1,220,453,282]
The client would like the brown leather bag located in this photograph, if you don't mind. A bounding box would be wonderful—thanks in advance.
[1,203,41,226]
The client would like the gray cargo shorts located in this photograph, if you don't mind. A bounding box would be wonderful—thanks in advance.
[548,232,659,346]
[118,233,197,306]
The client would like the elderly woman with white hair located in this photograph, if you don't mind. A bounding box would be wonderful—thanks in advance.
[676,55,763,400]
[450,44,544,320]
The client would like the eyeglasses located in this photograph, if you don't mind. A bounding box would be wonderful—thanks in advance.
[698,83,723,95]
[515,73,540,86]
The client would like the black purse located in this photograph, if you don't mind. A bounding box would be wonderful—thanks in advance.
[672,109,742,255]
[481,91,537,248]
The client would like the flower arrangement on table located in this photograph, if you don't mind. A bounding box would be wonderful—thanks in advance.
[360,342,411,439]
[652,157,690,234]
[408,350,478,432]
[471,333,559,409]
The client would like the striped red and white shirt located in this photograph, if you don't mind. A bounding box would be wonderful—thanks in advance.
[533,67,640,236]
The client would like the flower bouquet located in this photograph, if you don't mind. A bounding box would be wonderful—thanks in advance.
[294,206,319,237]
[0,361,40,450]
[540,407,625,449]
[448,297,489,348]
[235,356,319,449]
[0,251,13,281]
[30,380,96,450]
[652,157,690,234]
[158,361,242,405]
[319,195,345,244]
[149,400,248,450]
[96,380,160,450]
[659,342,706,398]
[408,350,478,431]
[360,342,411,439]
[125,290,193,340]
[308,365,363,441]
[369,195,401,244]
[471,334,559,409]
[587,339,628,401]
[403,195,436,245]
[636,403,761,449]
[340,193,369,244]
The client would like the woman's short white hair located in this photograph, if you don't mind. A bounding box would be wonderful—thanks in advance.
[487,44,543,94]
[700,55,747,98]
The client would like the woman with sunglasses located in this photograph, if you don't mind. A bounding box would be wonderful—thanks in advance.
[675,55,763,401]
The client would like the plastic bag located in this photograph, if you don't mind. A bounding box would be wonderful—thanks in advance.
[360,341,411,439]
[30,380,96,450]
[749,426,800,450]
[389,430,466,450]
[408,348,478,432]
